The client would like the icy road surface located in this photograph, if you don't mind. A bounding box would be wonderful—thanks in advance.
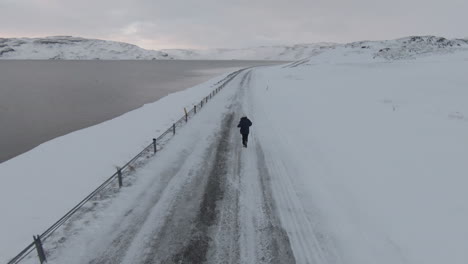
[45,69,332,264]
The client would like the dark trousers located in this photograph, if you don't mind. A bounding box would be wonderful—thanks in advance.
[242,133,249,146]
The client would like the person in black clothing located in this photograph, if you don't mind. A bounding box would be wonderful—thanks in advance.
[237,116,252,148]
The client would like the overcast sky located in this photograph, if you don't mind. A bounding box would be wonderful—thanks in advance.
[1,0,467,50]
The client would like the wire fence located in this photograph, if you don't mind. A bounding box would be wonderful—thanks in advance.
[7,68,244,264]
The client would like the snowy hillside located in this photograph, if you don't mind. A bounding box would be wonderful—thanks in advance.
[163,36,468,61]
[0,36,172,60]
[1,35,468,61]
[344,35,468,60]
[161,43,335,61]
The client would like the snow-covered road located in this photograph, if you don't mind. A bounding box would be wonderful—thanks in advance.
[43,68,314,264]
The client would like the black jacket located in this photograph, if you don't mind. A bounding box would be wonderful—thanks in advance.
[237,117,252,135]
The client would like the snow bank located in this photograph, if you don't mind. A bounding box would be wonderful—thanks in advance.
[250,51,468,263]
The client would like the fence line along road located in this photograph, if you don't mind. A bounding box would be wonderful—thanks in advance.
[7,68,245,264]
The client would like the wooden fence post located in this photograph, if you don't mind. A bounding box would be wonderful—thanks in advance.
[194,105,197,114]
[33,235,47,264]
[153,138,157,153]
[173,123,176,135]
[117,169,123,188]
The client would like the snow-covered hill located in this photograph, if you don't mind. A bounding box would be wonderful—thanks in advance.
[0,36,173,60]
[1,35,468,61]
[161,43,335,61]
[343,35,468,60]
[163,36,468,61]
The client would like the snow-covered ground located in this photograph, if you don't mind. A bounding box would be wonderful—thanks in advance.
[2,35,468,61]
[2,42,468,263]
[249,51,468,263]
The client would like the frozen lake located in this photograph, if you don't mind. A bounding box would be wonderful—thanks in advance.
[0,60,283,163]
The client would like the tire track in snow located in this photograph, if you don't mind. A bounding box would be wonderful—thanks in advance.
[236,70,296,264]
[247,69,344,264]
[169,113,236,263]
[169,71,248,263]
[120,72,247,264]
[124,76,245,264]
[85,149,196,264]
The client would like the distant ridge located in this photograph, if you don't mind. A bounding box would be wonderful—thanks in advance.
[1,35,467,61]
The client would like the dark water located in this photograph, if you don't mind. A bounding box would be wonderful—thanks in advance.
[0,60,283,163]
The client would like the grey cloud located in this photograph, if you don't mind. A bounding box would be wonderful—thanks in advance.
[0,0,467,49]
